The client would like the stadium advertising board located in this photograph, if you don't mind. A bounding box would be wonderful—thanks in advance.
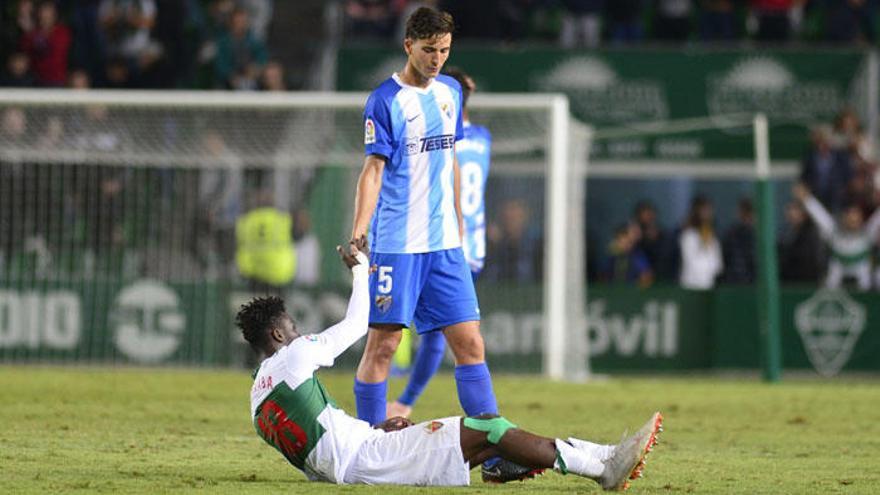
[0,280,226,365]
[1,282,878,376]
[338,47,868,161]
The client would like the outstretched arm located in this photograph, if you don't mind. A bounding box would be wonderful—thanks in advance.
[865,207,880,239]
[802,196,835,240]
[794,183,835,240]
[319,236,372,358]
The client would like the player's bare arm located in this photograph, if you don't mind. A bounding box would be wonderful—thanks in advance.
[351,154,386,240]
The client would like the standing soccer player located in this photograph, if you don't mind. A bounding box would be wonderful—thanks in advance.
[387,67,491,419]
[351,6,532,482]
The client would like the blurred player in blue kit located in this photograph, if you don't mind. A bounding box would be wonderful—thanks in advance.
[349,6,534,482]
[387,67,492,420]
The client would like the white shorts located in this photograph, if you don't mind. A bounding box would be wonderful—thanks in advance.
[342,416,470,486]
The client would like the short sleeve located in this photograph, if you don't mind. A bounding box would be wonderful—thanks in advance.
[454,88,464,142]
[364,92,394,160]
[285,334,335,371]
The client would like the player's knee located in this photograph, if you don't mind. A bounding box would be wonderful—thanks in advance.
[448,332,485,363]
[368,336,401,363]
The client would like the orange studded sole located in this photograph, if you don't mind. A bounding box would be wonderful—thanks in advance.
[623,413,663,490]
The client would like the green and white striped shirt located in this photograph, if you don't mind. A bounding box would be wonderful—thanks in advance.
[249,256,376,482]
[803,196,880,267]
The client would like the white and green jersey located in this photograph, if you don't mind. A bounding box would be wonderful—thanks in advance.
[249,257,375,483]
[803,197,880,266]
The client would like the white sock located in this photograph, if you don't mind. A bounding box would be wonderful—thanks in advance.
[554,439,605,478]
[567,437,615,462]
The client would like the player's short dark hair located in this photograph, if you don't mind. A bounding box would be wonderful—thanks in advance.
[405,7,454,41]
[443,67,472,107]
[236,296,287,352]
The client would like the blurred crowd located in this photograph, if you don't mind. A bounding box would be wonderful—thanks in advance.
[0,95,322,285]
[2,0,875,92]
[343,0,878,46]
[480,107,880,291]
[0,0,286,90]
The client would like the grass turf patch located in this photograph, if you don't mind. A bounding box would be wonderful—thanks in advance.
[1,366,878,494]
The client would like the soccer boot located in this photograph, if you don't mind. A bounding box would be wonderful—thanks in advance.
[481,457,545,483]
[598,412,662,491]
[566,437,615,462]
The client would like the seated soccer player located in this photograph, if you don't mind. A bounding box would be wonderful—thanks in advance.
[237,236,662,489]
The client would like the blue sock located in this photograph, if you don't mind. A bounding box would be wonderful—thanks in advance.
[454,362,498,417]
[398,331,446,406]
[455,363,503,468]
[354,379,387,426]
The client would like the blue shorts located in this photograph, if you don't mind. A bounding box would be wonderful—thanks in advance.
[369,248,480,333]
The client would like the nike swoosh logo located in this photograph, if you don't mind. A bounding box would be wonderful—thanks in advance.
[407,115,420,122]
[483,467,501,477]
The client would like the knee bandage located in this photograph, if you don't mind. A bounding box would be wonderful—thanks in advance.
[463,416,517,444]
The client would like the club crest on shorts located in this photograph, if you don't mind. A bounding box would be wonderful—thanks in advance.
[375,295,393,313]
[364,118,376,144]
[425,420,444,433]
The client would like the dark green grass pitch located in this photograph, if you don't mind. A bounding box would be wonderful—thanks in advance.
[1,367,878,494]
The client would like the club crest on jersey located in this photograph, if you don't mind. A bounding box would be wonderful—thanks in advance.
[405,136,420,156]
[425,420,444,433]
[439,101,454,120]
[365,118,376,144]
[375,295,393,313]
[403,134,455,156]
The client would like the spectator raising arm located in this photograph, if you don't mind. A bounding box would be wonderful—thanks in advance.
[794,183,835,240]
[864,206,880,240]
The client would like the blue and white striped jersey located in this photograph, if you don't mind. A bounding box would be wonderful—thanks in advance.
[457,122,491,273]
[363,73,464,254]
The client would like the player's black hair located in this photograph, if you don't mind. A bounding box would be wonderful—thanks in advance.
[235,296,287,352]
[443,67,472,107]
[405,7,454,41]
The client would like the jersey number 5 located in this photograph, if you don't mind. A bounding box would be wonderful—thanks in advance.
[378,266,393,294]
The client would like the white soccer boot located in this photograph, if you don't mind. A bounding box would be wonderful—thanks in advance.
[566,437,615,463]
[598,411,663,491]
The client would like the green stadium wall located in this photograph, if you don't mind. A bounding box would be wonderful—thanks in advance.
[338,46,869,161]
[1,281,877,377]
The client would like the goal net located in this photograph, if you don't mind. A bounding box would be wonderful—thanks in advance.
[0,89,589,378]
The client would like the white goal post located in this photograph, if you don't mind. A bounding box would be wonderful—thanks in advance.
[0,89,591,379]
